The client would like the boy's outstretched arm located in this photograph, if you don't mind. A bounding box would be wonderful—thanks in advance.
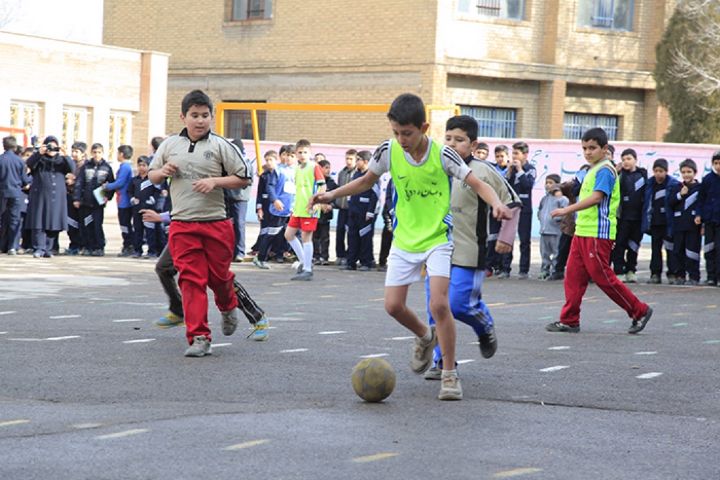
[309,170,379,211]
[464,172,512,220]
[551,191,604,218]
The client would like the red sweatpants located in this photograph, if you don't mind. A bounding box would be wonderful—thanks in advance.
[561,236,648,326]
[169,220,238,344]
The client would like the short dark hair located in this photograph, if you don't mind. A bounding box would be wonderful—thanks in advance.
[711,150,720,162]
[314,152,326,160]
[3,136,17,152]
[117,144,133,160]
[317,159,331,168]
[445,115,479,141]
[621,148,637,160]
[581,128,608,147]
[151,136,164,151]
[356,150,372,162]
[91,143,104,152]
[181,89,213,116]
[71,141,87,153]
[546,173,561,184]
[607,144,616,156]
[476,142,490,152]
[264,150,278,159]
[136,155,150,166]
[345,149,358,156]
[295,139,311,150]
[279,144,295,155]
[512,142,529,154]
[494,145,509,154]
[387,93,426,128]
[679,158,697,172]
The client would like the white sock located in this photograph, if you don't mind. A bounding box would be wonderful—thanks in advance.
[442,369,458,378]
[420,328,432,343]
[289,237,304,264]
[303,242,313,272]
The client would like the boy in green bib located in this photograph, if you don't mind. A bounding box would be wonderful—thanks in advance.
[310,94,511,401]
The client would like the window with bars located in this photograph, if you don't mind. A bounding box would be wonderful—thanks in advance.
[461,106,517,138]
[224,104,266,141]
[231,0,272,20]
[457,0,525,20]
[563,113,619,141]
[9,101,40,140]
[62,107,88,148]
[577,0,634,31]
[109,111,132,161]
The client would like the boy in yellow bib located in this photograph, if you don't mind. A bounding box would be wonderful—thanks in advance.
[310,94,511,400]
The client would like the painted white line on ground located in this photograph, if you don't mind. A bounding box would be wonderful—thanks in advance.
[0,419,30,427]
[318,331,346,335]
[538,316,553,320]
[0,311,16,315]
[634,351,657,355]
[112,318,145,323]
[360,353,389,358]
[49,314,81,319]
[457,359,475,365]
[223,439,270,451]
[213,343,232,347]
[369,297,384,302]
[280,348,308,353]
[602,319,619,324]
[673,322,689,327]
[487,302,505,307]
[95,428,149,440]
[530,296,545,300]
[636,372,663,380]
[548,346,571,351]
[706,304,717,309]
[386,336,415,341]
[539,365,569,373]
[704,340,720,344]
[283,312,304,316]
[493,467,543,478]
[7,338,43,342]
[72,423,103,429]
[268,317,304,322]
[122,339,156,344]
[0,332,7,335]
[319,295,335,299]
[352,452,399,463]
[45,336,81,341]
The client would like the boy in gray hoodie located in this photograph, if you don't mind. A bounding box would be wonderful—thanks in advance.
[538,174,569,279]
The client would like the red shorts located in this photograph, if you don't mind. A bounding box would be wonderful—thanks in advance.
[288,215,318,232]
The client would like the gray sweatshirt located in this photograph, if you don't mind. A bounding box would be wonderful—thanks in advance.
[537,191,569,235]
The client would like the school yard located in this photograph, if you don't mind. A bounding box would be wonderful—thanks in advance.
[0,223,718,479]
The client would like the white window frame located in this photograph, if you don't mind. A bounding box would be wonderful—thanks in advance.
[457,0,526,21]
[62,106,89,148]
[231,0,273,21]
[109,111,132,162]
[577,0,635,31]
[9,101,41,141]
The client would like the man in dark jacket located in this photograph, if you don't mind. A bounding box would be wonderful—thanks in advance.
[0,136,30,255]
[73,143,115,256]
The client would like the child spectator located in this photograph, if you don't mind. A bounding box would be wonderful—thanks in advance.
[313,159,337,265]
[669,158,702,285]
[486,144,511,276]
[473,142,489,161]
[275,144,296,261]
[377,177,395,271]
[283,139,326,280]
[611,148,647,283]
[343,150,379,271]
[642,158,680,284]
[104,144,135,257]
[537,174,568,280]
[65,142,87,255]
[547,128,652,335]
[224,138,251,263]
[696,152,720,286]
[503,141,535,279]
[129,156,168,258]
[253,150,282,269]
[553,164,591,281]
[73,143,114,256]
[334,149,357,265]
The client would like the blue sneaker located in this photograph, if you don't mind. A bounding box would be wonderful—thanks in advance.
[247,317,269,341]
[155,312,184,328]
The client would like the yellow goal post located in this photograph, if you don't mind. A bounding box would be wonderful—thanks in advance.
[214,102,461,172]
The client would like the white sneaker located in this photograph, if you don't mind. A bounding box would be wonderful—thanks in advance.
[410,326,437,374]
[184,335,212,357]
[221,308,239,336]
[424,365,442,381]
[438,372,463,401]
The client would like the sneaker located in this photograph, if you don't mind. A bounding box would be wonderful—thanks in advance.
[478,327,497,359]
[43,252,54,258]
[410,326,437,374]
[628,307,653,334]
[291,271,313,281]
[647,275,661,284]
[253,257,270,270]
[624,271,637,283]
[340,264,356,271]
[358,265,371,272]
[438,373,463,401]
[291,261,303,273]
[497,271,510,279]
[705,279,717,287]
[518,273,529,280]
[538,272,549,280]
[424,365,442,381]
[155,312,184,328]
[673,278,685,286]
[376,264,387,272]
[321,259,330,266]
[545,321,580,333]
[184,335,212,357]
[666,274,676,283]
[221,308,239,336]
[233,255,243,263]
[548,272,564,281]
[686,279,699,286]
[33,251,44,258]
[7,249,16,256]
[248,317,269,341]
[131,252,142,259]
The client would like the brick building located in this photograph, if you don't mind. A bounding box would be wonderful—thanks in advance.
[103,0,675,145]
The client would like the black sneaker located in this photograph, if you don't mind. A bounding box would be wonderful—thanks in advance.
[547,272,564,281]
[705,279,717,287]
[478,327,497,359]
[545,321,580,333]
[647,275,661,284]
[628,307,653,334]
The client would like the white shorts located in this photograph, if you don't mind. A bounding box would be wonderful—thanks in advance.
[385,242,453,287]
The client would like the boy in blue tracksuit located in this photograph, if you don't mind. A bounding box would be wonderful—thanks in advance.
[501,141,535,278]
[669,159,702,285]
[104,145,135,256]
[129,155,167,258]
[73,143,115,256]
[343,150,380,271]
[696,151,720,286]
[253,151,287,269]
[642,158,680,284]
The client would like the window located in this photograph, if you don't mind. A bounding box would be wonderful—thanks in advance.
[231,0,272,20]
[9,101,40,141]
[224,103,266,141]
[461,106,517,138]
[109,111,132,161]
[577,0,634,31]
[563,113,619,141]
[457,0,525,20]
[62,107,88,148]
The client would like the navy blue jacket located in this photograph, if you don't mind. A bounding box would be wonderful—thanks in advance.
[617,167,647,221]
[669,181,701,232]
[507,162,536,214]
[698,170,720,225]
[348,170,379,217]
[128,175,167,213]
[256,169,280,216]
[74,159,115,207]
[642,175,680,235]
[0,150,30,198]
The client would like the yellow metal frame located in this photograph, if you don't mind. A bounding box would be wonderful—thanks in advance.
[214,102,461,171]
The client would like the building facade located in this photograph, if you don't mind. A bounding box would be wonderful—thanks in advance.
[103,0,674,145]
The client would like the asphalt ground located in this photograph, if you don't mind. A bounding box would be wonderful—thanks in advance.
[0,224,719,480]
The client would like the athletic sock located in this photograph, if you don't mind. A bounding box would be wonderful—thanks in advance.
[420,328,432,343]
[303,242,313,272]
[441,369,458,378]
[289,237,304,264]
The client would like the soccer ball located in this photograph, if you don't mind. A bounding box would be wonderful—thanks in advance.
[351,358,396,402]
